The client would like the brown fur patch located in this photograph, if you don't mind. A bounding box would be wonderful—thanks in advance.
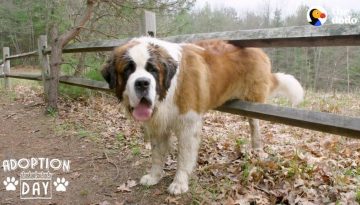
[175,39,274,114]
[101,41,139,100]
[147,43,178,101]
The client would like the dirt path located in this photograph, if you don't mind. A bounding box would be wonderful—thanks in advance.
[0,91,190,205]
[1,84,359,205]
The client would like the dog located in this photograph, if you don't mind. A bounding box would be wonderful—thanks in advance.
[101,37,304,194]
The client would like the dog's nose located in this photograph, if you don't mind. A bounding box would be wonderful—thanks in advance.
[135,77,150,91]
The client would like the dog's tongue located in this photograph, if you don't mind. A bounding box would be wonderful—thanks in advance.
[132,103,152,121]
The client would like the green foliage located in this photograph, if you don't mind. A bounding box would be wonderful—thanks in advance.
[59,84,91,99]
[84,63,104,81]
[235,138,247,151]
[116,133,125,142]
[0,0,72,58]
[61,54,103,80]
[159,3,360,92]
[356,189,360,204]
[1,0,360,94]
[131,146,141,156]
[59,53,104,99]
[85,68,103,81]
[241,161,251,183]
[46,107,57,117]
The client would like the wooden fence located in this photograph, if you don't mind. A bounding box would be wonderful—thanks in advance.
[1,23,360,139]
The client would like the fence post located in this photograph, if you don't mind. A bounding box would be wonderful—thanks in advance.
[0,59,3,75]
[38,35,50,102]
[141,10,156,37]
[2,47,10,89]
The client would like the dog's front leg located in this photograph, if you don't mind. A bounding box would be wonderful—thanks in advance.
[168,115,202,195]
[140,130,170,186]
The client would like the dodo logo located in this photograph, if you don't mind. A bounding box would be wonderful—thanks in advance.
[307,7,328,26]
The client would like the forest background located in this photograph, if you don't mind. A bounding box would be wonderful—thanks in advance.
[0,0,359,93]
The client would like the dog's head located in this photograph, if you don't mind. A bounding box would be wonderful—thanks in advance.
[101,38,179,122]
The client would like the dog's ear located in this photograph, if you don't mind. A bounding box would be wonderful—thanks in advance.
[162,57,178,90]
[101,58,116,89]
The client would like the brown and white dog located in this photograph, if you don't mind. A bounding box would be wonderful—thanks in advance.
[101,37,303,194]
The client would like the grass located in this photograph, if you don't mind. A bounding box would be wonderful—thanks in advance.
[189,177,235,204]
[344,167,360,177]
[55,122,74,136]
[270,89,360,117]
[85,67,104,81]
[189,180,211,204]
[116,133,125,142]
[241,160,251,183]
[137,183,151,196]
[77,129,90,138]
[131,146,141,156]
[59,84,92,99]
[55,122,99,142]
[46,107,58,117]
[0,88,17,101]
[235,138,247,149]
[79,189,89,196]
[77,128,99,142]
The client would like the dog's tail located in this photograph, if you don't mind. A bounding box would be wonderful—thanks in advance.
[270,73,304,106]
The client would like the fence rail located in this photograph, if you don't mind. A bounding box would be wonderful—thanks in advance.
[0,74,109,91]
[217,101,360,138]
[37,24,360,54]
[0,73,42,81]
[166,24,360,47]
[1,23,360,139]
[6,51,38,60]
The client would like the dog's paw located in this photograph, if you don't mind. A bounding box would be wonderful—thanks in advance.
[140,174,160,186]
[168,181,189,195]
[144,142,151,150]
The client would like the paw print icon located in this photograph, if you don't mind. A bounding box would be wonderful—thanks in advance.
[3,177,19,191]
[53,177,69,192]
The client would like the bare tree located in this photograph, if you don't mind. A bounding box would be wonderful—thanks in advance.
[47,0,97,111]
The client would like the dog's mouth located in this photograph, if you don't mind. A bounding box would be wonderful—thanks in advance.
[130,97,153,122]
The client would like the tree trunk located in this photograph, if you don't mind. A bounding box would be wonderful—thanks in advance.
[46,0,96,111]
[48,25,62,111]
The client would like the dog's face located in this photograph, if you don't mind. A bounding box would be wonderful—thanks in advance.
[102,40,178,121]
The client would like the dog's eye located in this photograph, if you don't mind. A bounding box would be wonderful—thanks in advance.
[146,63,158,75]
[124,61,135,77]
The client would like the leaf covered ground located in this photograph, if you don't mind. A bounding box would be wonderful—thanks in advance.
[3,83,360,205]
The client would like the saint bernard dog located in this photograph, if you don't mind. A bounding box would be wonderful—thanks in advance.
[101,37,304,195]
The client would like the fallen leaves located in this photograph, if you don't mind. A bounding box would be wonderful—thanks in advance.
[164,196,181,205]
[70,171,81,179]
[116,179,137,193]
[11,84,360,204]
